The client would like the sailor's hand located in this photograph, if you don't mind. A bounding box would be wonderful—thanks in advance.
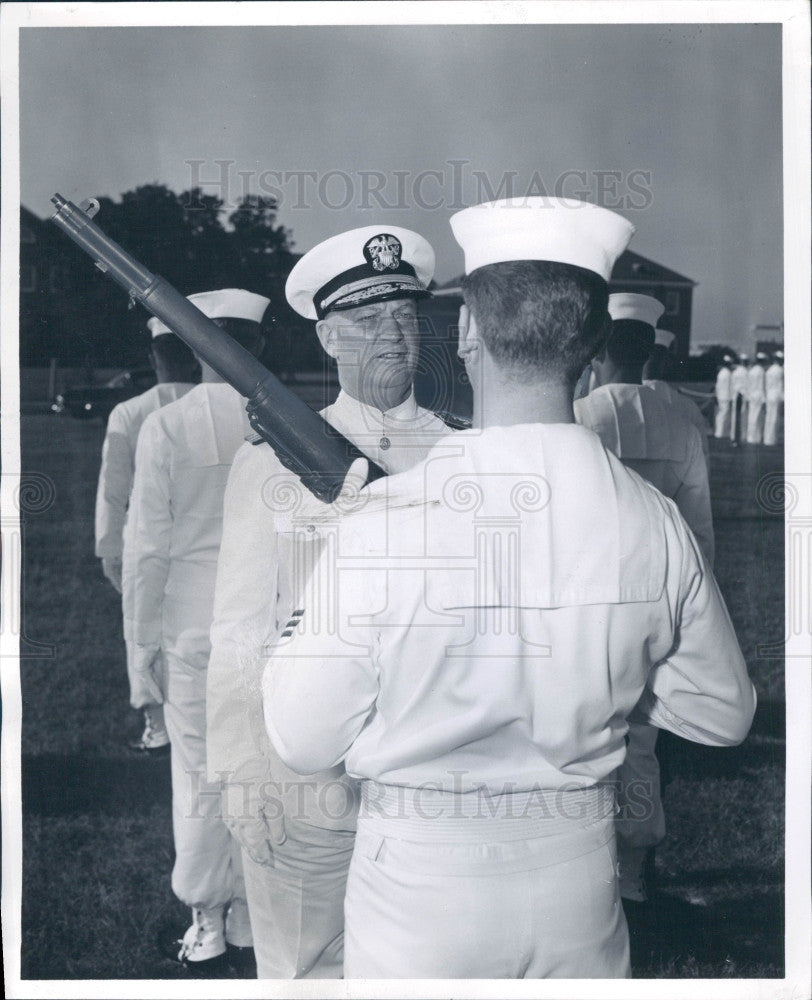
[101,557,123,594]
[334,456,369,509]
[130,644,166,707]
[220,758,287,867]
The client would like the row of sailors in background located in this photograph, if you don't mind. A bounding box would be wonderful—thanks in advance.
[94,197,753,980]
[714,350,784,446]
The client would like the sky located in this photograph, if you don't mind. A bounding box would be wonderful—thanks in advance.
[19,23,783,351]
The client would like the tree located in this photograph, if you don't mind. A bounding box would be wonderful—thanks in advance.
[28,185,321,371]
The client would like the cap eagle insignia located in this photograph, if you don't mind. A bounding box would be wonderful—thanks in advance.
[363,233,402,272]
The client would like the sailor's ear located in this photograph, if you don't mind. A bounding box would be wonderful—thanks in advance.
[316,317,339,360]
[457,304,479,359]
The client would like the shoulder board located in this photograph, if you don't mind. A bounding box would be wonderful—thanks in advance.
[434,410,472,431]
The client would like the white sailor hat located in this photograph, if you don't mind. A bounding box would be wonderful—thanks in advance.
[286,226,435,321]
[654,328,676,350]
[147,289,269,337]
[739,353,749,361]
[608,293,665,329]
[723,354,735,363]
[756,351,768,361]
[775,349,784,359]
[449,197,634,282]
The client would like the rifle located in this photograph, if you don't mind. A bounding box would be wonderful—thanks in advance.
[49,193,385,503]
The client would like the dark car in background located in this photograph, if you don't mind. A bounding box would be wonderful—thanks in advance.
[52,367,156,420]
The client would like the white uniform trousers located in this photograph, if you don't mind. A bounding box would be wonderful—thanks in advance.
[242,816,354,978]
[714,399,732,438]
[164,650,245,909]
[764,400,783,446]
[614,722,666,897]
[747,401,765,444]
[344,783,629,979]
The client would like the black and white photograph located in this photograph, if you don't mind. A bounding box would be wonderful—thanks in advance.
[1,2,810,996]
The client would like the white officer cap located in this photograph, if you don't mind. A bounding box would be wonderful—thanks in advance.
[723,354,735,363]
[775,349,784,359]
[756,351,768,360]
[147,289,269,337]
[739,353,749,361]
[449,197,634,281]
[654,328,676,350]
[608,293,665,329]
[286,226,435,320]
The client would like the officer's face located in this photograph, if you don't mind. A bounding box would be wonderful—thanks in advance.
[321,297,420,402]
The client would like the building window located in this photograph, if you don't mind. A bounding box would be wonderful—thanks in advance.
[665,291,680,316]
[21,265,37,293]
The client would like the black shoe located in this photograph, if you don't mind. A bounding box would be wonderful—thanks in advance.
[127,735,171,757]
[226,943,257,978]
[184,951,231,978]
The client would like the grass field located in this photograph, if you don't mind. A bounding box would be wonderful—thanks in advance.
[17,411,785,980]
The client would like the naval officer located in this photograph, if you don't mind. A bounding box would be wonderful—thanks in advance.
[206,227,457,979]
[262,197,756,979]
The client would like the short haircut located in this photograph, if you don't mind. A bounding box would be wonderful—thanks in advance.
[461,261,610,382]
[605,320,655,367]
[150,333,196,369]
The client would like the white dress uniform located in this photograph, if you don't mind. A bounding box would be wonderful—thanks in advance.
[574,383,714,566]
[574,380,715,901]
[643,378,710,472]
[730,362,749,441]
[763,361,784,446]
[95,382,194,695]
[263,424,756,978]
[746,361,766,444]
[207,389,451,979]
[123,382,253,919]
[714,365,733,438]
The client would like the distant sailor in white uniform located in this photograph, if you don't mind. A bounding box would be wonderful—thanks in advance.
[642,325,676,383]
[644,327,710,471]
[730,353,749,444]
[262,197,756,979]
[763,349,784,446]
[713,354,735,439]
[95,323,197,752]
[576,294,714,565]
[123,289,269,974]
[575,293,716,912]
[207,227,455,979]
[746,352,768,444]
